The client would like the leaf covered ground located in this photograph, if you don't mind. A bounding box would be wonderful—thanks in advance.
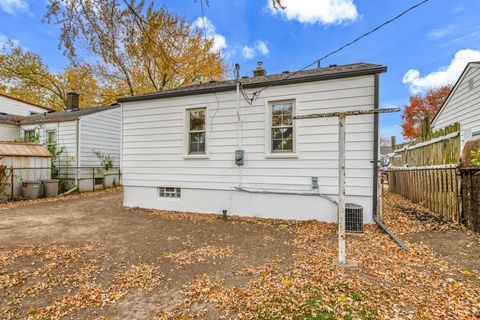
[0,189,479,319]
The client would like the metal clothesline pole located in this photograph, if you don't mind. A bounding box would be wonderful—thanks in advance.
[294,107,400,265]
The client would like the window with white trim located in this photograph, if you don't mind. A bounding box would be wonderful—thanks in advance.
[158,187,181,198]
[187,108,206,154]
[271,101,294,153]
[24,130,36,142]
[46,130,56,145]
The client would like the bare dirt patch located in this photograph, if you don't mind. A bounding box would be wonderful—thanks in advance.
[0,189,479,319]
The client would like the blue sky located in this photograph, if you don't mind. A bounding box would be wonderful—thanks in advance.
[1,0,480,142]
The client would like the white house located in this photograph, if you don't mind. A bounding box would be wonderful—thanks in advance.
[431,61,480,148]
[0,94,51,140]
[0,93,51,116]
[0,93,121,191]
[118,63,387,222]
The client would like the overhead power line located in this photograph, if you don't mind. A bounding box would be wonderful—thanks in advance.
[241,0,431,104]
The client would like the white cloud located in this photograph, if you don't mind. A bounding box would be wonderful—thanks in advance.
[255,40,269,55]
[0,0,29,15]
[192,16,227,51]
[403,49,480,94]
[242,41,269,59]
[242,46,255,59]
[428,25,455,39]
[267,0,358,25]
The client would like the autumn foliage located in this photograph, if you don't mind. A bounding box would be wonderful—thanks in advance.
[401,86,452,139]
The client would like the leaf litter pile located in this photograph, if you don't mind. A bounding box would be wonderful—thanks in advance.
[1,190,480,319]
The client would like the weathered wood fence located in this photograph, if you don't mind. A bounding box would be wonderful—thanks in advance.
[460,168,480,232]
[387,167,461,222]
[391,122,460,167]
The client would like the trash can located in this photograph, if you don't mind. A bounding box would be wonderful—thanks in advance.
[22,181,41,199]
[42,179,60,197]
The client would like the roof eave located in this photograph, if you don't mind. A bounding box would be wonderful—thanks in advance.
[118,66,387,103]
[431,61,480,125]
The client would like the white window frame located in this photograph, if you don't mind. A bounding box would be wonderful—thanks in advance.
[265,99,298,159]
[184,107,208,159]
[46,129,57,145]
[158,187,181,198]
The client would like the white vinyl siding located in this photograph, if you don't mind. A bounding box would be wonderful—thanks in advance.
[21,121,77,167]
[79,108,121,167]
[432,64,480,147]
[0,95,48,116]
[121,75,376,197]
[0,124,20,141]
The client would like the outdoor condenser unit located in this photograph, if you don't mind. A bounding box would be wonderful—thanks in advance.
[345,203,363,233]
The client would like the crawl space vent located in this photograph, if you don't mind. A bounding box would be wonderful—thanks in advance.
[345,203,363,233]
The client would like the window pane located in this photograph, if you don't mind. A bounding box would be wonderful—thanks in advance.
[272,115,282,126]
[272,128,293,152]
[190,110,205,131]
[189,132,206,154]
[282,114,292,126]
[282,103,292,114]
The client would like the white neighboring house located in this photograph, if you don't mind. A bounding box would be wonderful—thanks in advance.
[0,93,121,191]
[431,61,480,148]
[118,63,387,222]
[0,93,51,140]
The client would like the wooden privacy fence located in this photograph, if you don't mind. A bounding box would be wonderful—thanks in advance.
[460,168,480,232]
[391,122,460,167]
[387,167,461,222]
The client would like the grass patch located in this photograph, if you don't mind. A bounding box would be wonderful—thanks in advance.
[255,285,377,320]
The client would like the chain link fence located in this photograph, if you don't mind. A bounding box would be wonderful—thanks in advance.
[0,166,121,201]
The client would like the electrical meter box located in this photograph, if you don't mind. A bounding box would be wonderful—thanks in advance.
[235,150,244,166]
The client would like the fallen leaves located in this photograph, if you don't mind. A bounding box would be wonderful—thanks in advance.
[163,245,237,267]
[1,189,480,319]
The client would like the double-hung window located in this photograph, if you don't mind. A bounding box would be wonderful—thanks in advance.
[187,108,206,154]
[46,130,56,145]
[271,101,294,153]
[24,130,36,142]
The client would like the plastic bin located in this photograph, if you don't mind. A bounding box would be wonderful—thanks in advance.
[42,179,60,197]
[22,181,41,199]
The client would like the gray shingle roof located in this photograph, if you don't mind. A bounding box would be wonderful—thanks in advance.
[0,105,119,125]
[118,63,387,103]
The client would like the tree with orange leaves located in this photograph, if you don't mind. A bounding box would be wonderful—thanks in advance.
[401,86,452,139]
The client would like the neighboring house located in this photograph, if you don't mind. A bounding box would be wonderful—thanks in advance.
[0,93,51,116]
[0,94,51,140]
[431,61,480,148]
[0,93,121,191]
[118,63,387,222]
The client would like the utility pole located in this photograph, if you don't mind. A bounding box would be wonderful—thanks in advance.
[294,107,399,265]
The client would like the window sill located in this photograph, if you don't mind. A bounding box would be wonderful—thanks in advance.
[265,153,298,159]
[183,154,209,160]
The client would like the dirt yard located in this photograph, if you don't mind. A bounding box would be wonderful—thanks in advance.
[1,188,479,319]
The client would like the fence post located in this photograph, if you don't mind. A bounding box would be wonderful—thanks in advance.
[10,167,14,201]
[92,168,95,191]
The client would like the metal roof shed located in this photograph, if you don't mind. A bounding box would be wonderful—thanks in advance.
[0,142,52,199]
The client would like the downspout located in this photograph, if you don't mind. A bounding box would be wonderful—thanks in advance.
[372,73,409,251]
[235,64,243,187]
[75,119,80,187]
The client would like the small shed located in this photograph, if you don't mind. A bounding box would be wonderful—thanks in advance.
[0,142,52,199]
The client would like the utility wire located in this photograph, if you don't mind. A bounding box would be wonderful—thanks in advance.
[240,0,431,104]
[198,0,208,42]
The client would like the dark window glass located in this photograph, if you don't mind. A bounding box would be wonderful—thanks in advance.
[24,130,35,142]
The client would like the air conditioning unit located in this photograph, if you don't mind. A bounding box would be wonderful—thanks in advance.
[345,203,363,233]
